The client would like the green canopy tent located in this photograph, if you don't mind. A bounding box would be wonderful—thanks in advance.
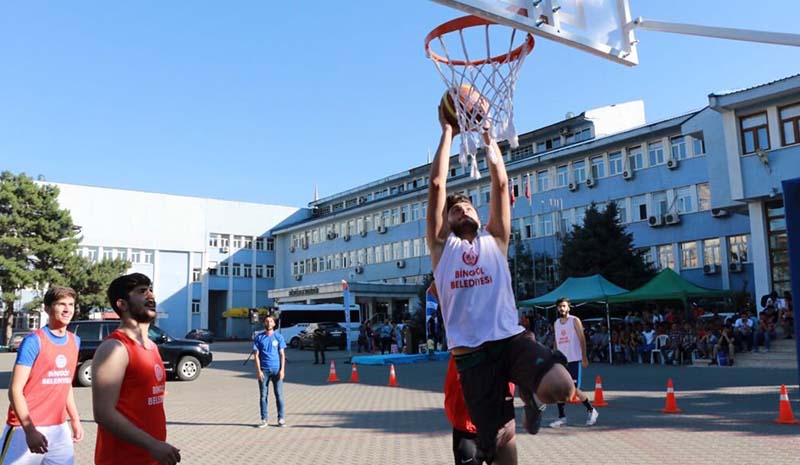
[519,274,628,363]
[607,268,730,306]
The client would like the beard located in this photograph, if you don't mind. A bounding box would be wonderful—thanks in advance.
[451,217,479,237]
[129,301,157,323]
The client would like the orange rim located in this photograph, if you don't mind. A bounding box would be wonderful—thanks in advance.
[425,15,535,66]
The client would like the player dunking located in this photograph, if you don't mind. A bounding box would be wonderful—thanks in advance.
[92,273,181,465]
[427,103,574,462]
[550,298,598,428]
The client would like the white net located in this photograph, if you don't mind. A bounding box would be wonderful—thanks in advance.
[427,17,533,178]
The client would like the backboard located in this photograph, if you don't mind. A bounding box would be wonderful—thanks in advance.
[430,0,639,66]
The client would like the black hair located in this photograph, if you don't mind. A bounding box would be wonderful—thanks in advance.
[555,297,571,307]
[445,193,472,213]
[107,273,152,314]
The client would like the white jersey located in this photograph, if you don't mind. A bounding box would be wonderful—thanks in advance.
[554,315,583,362]
[433,230,524,349]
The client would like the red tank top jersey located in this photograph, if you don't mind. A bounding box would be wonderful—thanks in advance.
[443,357,514,433]
[95,330,167,465]
[6,329,78,426]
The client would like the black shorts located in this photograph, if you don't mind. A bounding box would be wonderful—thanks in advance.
[451,419,515,465]
[454,331,557,459]
[566,361,581,385]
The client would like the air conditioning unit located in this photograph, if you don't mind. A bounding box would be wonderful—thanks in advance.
[342,234,351,242]
[729,262,743,273]
[219,247,229,253]
[703,264,717,275]
[585,177,596,188]
[377,225,387,234]
[326,231,337,240]
[664,213,681,225]
[622,170,634,180]
[560,126,570,136]
[289,246,296,253]
[666,158,679,170]
[359,230,368,237]
[396,260,406,269]
[648,215,663,227]
[294,274,302,281]
[568,182,578,192]
[354,265,364,274]
[711,208,729,218]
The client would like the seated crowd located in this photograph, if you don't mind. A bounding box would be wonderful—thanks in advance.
[518,290,793,367]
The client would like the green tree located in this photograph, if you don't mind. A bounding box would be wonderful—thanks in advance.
[0,172,81,343]
[559,202,655,290]
[508,234,536,300]
[66,257,130,318]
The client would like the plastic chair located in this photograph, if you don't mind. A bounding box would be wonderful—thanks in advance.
[650,335,670,365]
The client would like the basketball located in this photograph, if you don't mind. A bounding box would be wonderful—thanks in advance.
[440,84,489,130]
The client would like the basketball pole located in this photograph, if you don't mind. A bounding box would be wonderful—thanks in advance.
[780,178,800,388]
[631,18,800,47]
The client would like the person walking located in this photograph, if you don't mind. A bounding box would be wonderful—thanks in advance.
[549,297,599,428]
[2,286,83,465]
[312,325,326,365]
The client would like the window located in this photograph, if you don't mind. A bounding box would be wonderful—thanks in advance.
[740,112,770,154]
[220,235,229,248]
[266,237,274,251]
[383,243,392,261]
[393,242,402,260]
[510,176,520,198]
[729,235,749,263]
[481,185,491,204]
[628,145,644,171]
[391,208,399,226]
[590,156,605,179]
[608,151,623,176]
[670,136,687,160]
[542,214,554,236]
[403,240,411,259]
[639,247,655,266]
[692,134,705,155]
[651,192,668,217]
[401,205,409,223]
[411,203,421,221]
[632,195,648,221]
[675,186,696,214]
[256,265,264,278]
[233,236,242,249]
[218,263,229,276]
[556,165,568,187]
[522,216,533,238]
[209,233,219,247]
[191,301,200,314]
[413,238,421,257]
[243,264,252,278]
[573,160,586,183]
[192,268,201,282]
[208,261,217,276]
[243,237,253,249]
[648,140,665,166]
[658,245,675,270]
[704,238,720,266]
[232,263,242,277]
[697,183,711,211]
[780,103,800,146]
[536,171,549,192]
[681,241,699,269]
[375,245,384,263]
[255,237,264,250]
[615,199,627,224]
[357,249,366,266]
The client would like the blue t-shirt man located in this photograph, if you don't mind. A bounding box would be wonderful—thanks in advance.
[16,326,82,366]
[253,331,286,370]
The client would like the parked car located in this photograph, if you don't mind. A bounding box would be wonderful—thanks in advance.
[66,320,213,387]
[298,322,347,350]
[277,323,310,348]
[8,330,34,352]
[185,329,215,343]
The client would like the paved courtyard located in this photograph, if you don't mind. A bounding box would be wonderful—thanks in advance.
[1,342,798,464]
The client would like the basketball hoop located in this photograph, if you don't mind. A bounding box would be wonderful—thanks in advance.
[426,15,534,178]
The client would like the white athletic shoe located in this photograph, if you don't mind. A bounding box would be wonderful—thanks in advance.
[257,420,267,428]
[278,418,286,427]
[549,417,567,428]
[586,408,599,426]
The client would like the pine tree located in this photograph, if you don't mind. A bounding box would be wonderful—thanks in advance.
[509,234,536,300]
[559,202,655,290]
[65,257,130,318]
[0,172,81,343]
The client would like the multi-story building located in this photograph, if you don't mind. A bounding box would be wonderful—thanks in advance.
[35,74,797,337]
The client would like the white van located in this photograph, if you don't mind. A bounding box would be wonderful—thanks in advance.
[276,303,361,348]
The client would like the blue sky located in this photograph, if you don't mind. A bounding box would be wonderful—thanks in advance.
[2,1,799,208]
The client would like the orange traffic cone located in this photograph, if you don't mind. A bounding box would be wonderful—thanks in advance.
[326,360,339,383]
[774,384,799,424]
[661,378,681,414]
[349,363,360,383]
[593,376,608,407]
[388,364,399,387]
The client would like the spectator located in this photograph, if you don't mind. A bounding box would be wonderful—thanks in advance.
[627,327,644,363]
[665,323,683,365]
[639,323,656,363]
[357,322,369,353]
[366,322,376,353]
[755,311,776,352]
[732,312,754,352]
[780,303,794,340]
[379,320,393,354]
[393,322,405,354]
[680,322,697,364]
[611,330,627,364]
[711,325,735,366]
[589,325,609,363]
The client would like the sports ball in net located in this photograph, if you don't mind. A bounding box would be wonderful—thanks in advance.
[441,84,489,130]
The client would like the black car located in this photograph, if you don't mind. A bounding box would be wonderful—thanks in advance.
[67,320,213,387]
[298,322,347,350]
[185,328,215,343]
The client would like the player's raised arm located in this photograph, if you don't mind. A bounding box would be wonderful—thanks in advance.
[484,131,511,254]
[427,104,457,270]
